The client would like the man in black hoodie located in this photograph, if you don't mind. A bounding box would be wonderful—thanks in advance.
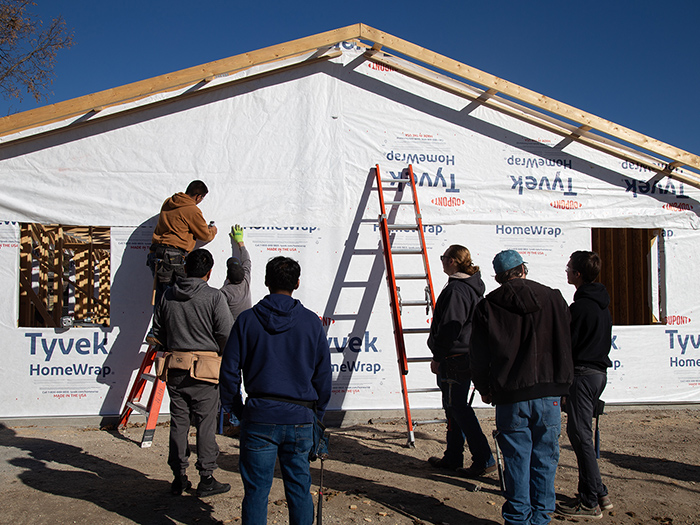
[471,250,573,525]
[556,251,613,519]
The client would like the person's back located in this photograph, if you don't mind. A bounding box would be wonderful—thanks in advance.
[152,248,233,498]
[148,180,218,311]
[220,256,331,525]
[220,225,252,322]
[470,250,572,525]
[473,277,572,404]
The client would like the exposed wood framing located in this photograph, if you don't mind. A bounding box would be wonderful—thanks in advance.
[18,224,111,328]
[1,23,698,187]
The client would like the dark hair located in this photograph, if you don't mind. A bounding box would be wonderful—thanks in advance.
[185,249,214,278]
[495,263,528,284]
[227,263,245,284]
[185,180,209,197]
[445,244,479,275]
[569,250,601,283]
[265,256,300,293]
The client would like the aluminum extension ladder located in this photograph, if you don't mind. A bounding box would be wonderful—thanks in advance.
[118,343,166,448]
[375,163,438,447]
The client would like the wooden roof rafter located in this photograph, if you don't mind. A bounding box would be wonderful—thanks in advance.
[1,23,698,188]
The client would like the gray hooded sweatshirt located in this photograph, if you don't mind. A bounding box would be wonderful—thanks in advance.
[153,277,233,354]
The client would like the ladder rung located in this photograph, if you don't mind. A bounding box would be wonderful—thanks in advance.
[406,356,433,362]
[401,300,429,306]
[384,201,414,206]
[390,248,423,254]
[414,418,447,426]
[380,178,412,184]
[387,224,419,230]
[141,372,157,382]
[395,273,428,280]
[126,401,149,415]
[407,387,441,394]
[403,328,431,335]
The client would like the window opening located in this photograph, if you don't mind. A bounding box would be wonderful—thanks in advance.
[19,224,111,328]
[592,228,665,326]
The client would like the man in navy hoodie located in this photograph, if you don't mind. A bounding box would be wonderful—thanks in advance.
[556,251,613,519]
[220,256,331,525]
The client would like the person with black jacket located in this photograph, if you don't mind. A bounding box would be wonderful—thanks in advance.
[471,250,573,525]
[556,251,613,519]
[427,245,495,478]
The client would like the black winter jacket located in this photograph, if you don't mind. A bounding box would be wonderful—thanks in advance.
[470,278,573,405]
[427,271,485,362]
[570,282,613,372]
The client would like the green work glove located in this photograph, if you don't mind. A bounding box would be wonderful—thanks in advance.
[230,224,244,243]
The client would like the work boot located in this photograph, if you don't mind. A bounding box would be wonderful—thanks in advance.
[428,456,461,471]
[456,463,497,479]
[171,474,192,495]
[196,475,231,497]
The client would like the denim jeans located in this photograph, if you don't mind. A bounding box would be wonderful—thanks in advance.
[496,397,561,525]
[566,370,608,508]
[438,363,495,468]
[240,421,314,525]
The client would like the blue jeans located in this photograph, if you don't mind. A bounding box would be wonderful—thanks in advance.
[496,397,561,525]
[566,370,608,507]
[438,362,495,468]
[240,421,314,525]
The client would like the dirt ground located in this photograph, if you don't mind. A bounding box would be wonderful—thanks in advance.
[1,407,698,525]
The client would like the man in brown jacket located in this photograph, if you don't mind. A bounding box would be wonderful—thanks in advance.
[148,180,218,308]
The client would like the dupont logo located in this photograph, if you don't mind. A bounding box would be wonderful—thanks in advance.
[550,200,582,210]
[663,202,693,212]
[431,196,464,207]
[665,315,692,326]
[367,62,395,73]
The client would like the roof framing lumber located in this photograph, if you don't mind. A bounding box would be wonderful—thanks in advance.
[1,23,698,187]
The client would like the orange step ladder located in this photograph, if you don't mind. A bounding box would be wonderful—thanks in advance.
[375,164,438,447]
[118,343,166,448]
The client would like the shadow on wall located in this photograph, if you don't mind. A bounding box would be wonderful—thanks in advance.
[95,215,159,423]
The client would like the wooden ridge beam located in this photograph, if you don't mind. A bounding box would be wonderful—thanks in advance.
[358,24,700,173]
[0,24,364,138]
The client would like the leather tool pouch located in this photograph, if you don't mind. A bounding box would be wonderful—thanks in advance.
[191,352,222,384]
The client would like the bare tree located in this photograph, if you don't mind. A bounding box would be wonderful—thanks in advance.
[0,0,73,104]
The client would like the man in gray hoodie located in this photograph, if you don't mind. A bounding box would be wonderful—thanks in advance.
[152,248,233,497]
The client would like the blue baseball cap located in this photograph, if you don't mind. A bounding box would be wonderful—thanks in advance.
[492,250,525,274]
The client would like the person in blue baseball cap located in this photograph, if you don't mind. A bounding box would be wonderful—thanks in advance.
[470,249,573,525]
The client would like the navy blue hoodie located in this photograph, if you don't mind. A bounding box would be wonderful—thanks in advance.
[219,293,332,424]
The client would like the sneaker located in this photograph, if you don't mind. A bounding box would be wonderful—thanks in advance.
[196,475,231,497]
[556,501,603,519]
[456,463,498,479]
[171,475,192,496]
[598,494,614,510]
[428,456,461,471]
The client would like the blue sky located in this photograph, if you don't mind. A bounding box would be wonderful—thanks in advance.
[3,1,698,156]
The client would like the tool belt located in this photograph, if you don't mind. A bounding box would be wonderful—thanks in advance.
[155,350,222,384]
[147,243,187,285]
